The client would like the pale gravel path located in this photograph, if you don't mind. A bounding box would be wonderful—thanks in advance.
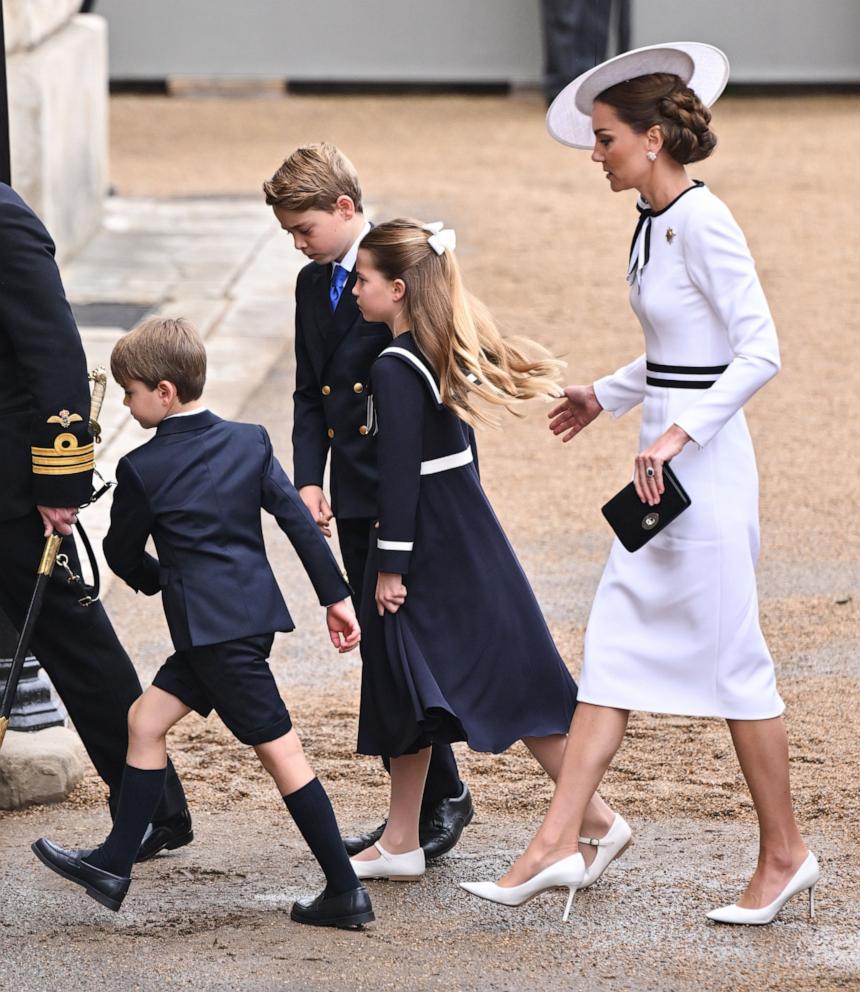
[0,91,857,991]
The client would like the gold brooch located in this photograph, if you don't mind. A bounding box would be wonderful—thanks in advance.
[666,228,676,244]
[47,409,83,428]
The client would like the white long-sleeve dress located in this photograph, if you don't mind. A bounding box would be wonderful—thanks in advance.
[581,182,784,719]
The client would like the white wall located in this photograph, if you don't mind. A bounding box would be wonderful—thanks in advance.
[631,0,860,84]
[97,0,860,85]
[97,0,544,83]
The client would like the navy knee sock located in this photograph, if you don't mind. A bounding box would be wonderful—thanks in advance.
[85,764,167,877]
[284,778,360,897]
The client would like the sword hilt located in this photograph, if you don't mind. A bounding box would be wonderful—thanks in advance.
[38,533,63,576]
[88,367,108,443]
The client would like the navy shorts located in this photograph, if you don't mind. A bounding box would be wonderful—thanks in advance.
[152,633,292,746]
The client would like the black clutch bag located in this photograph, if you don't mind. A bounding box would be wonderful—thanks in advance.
[601,463,691,552]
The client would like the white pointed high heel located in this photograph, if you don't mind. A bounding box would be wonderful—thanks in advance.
[579,813,633,889]
[706,852,820,925]
[350,841,425,881]
[460,852,585,922]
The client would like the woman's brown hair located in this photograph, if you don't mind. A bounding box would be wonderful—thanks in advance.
[597,72,717,165]
[360,220,563,427]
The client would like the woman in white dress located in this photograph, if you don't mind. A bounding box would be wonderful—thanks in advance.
[461,43,818,925]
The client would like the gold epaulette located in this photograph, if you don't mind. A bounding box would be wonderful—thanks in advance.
[32,431,95,476]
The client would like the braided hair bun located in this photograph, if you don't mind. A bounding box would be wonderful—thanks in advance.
[597,72,718,165]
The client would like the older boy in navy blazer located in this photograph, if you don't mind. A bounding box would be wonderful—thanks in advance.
[33,317,373,930]
[264,144,474,859]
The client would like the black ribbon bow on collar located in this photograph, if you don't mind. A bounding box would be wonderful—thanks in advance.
[626,195,652,290]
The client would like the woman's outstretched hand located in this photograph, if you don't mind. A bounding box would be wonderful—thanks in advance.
[634,424,692,505]
[548,384,603,442]
[376,572,407,616]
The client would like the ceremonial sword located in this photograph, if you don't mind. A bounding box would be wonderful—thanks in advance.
[0,368,109,748]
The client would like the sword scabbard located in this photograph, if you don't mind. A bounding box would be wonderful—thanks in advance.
[0,716,8,750]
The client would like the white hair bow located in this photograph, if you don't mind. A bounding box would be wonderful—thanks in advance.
[422,221,457,255]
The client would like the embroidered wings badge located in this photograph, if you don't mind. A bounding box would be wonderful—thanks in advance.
[47,409,84,428]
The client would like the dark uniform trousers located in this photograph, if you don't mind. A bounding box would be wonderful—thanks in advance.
[541,0,630,105]
[291,256,463,810]
[0,511,186,820]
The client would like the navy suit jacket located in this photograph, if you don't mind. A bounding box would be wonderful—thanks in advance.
[292,259,391,519]
[104,410,351,650]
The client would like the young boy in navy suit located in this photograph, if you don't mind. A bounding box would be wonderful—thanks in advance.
[32,317,373,930]
[263,145,473,859]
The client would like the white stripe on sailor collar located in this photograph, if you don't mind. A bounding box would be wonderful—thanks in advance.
[380,346,441,404]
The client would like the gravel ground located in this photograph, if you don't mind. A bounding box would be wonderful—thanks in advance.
[1,91,858,990]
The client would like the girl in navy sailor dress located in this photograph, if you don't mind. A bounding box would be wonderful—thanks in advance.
[348,219,617,883]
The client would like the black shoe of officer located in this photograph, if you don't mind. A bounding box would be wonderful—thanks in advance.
[135,806,194,863]
[343,782,475,860]
[419,782,474,860]
[342,820,387,857]
[290,886,375,929]
[31,838,130,912]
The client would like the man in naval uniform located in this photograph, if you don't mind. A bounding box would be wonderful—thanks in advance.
[0,183,191,858]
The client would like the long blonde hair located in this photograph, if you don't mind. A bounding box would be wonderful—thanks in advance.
[361,220,563,427]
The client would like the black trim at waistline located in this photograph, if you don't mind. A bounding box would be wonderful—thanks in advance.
[646,361,729,374]
[647,377,715,389]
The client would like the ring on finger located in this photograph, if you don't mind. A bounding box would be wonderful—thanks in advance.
[645,466,655,478]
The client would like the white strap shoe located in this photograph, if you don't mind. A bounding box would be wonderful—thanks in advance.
[706,852,820,925]
[459,852,585,922]
[578,813,633,889]
[350,841,425,881]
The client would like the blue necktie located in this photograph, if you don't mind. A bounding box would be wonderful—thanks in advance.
[329,264,349,311]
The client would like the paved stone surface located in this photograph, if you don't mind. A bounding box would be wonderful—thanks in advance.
[61,195,304,596]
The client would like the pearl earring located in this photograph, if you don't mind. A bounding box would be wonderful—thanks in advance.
[646,151,657,162]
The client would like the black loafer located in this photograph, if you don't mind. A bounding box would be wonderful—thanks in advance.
[342,821,386,857]
[419,782,474,860]
[32,838,130,912]
[136,807,194,863]
[290,885,374,929]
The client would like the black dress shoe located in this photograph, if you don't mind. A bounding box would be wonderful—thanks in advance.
[135,806,194,863]
[31,838,130,912]
[343,783,475,860]
[419,782,474,860]
[342,821,386,857]
[290,886,374,929]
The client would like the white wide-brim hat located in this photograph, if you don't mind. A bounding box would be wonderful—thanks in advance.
[546,41,730,149]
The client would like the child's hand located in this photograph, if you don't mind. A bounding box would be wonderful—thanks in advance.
[299,485,333,538]
[326,600,360,653]
[376,572,407,616]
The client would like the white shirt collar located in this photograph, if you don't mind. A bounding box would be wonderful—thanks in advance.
[336,221,371,273]
[164,406,209,420]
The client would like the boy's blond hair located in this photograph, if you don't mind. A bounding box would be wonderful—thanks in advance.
[262,143,363,213]
[111,316,207,402]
